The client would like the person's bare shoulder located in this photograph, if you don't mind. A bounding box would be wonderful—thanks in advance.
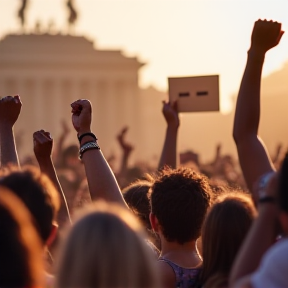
[158,260,176,288]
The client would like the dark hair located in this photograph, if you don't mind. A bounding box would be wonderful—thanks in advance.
[123,177,161,250]
[149,167,212,244]
[279,153,288,213]
[123,179,153,230]
[0,166,59,243]
[57,145,79,169]
[0,205,31,286]
[63,145,79,159]
[199,193,256,287]
[0,188,43,287]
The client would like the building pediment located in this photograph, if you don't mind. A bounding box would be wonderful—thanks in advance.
[0,34,145,69]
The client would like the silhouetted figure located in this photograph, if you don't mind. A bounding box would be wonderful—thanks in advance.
[34,21,42,34]
[67,0,78,29]
[18,0,28,28]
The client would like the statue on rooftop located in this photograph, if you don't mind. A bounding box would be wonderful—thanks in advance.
[18,0,28,28]
[67,0,78,29]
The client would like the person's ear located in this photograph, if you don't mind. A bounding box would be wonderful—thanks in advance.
[150,212,160,233]
[46,222,58,247]
[279,211,288,235]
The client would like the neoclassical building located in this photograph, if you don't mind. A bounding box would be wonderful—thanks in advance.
[0,33,161,162]
[0,32,287,165]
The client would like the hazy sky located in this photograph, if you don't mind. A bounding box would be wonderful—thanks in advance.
[1,0,288,112]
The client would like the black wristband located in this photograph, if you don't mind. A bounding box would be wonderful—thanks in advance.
[258,196,276,204]
[78,132,97,144]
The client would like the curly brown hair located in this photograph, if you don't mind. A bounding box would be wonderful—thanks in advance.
[149,167,212,244]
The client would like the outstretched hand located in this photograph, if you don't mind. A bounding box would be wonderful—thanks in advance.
[61,119,70,135]
[0,95,22,127]
[117,126,134,156]
[162,100,180,128]
[33,130,53,161]
[71,99,92,135]
[250,19,284,54]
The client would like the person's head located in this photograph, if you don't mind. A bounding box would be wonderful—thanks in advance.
[200,192,257,287]
[0,166,59,245]
[149,167,212,245]
[279,153,288,234]
[62,144,79,168]
[0,186,43,288]
[56,201,160,288]
[123,178,153,231]
[123,176,161,250]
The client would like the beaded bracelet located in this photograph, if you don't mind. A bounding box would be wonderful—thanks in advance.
[79,141,100,159]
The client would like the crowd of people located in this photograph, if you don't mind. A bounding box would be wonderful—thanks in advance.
[0,19,287,288]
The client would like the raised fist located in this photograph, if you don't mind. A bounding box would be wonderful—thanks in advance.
[250,19,284,53]
[0,95,22,126]
[71,99,92,135]
[33,130,53,161]
[162,100,180,128]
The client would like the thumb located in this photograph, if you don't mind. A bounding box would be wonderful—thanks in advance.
[14,95,21,104]
[277,30,285,43]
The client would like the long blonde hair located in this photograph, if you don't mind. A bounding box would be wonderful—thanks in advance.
[56,201,160,288]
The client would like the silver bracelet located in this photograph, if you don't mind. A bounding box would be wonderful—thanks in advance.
[79,141,100,159]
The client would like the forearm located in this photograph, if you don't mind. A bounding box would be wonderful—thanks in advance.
[233,49,275,191]
[229,204,277,286]
[38,157,71,224]
[158,126,178,170]
[0,124,19,167]
[119,152,129,176]
[53,135,65,167]
[233,50,265,141]
[81,138,127,207]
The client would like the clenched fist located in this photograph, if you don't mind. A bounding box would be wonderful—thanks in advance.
[33,130,53,161]
[250,19,284,54]
[71,99,92,135]
[0,95,22,127]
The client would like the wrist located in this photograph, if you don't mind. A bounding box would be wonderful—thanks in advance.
[0,122,13,130]
[77,128,91,136]
[248,48,266,61]
[36,155,52,166]
[167,123,179,131]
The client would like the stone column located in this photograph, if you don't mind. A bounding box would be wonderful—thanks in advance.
[127,80,141,159]
[34,78,44,128]
[93,80,110,151]
[59,78,78,145]
[105,80,117,143]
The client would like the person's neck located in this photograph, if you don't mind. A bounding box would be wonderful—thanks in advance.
[160,238,202,268]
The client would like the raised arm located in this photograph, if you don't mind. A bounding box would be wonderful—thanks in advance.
[158,101,179,170]
[0,95,22,167]
[33,130,71,225]
[117,126,134,174]
[53,120,70,168]
[233,20,284,191]
[71,99,127,207]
